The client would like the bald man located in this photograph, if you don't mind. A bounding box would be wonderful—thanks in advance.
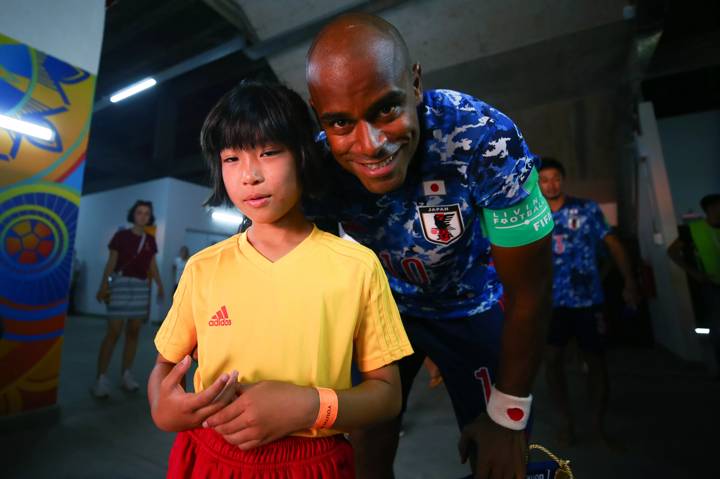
[303,14,553,479]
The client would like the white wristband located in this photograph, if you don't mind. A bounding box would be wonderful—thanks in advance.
[486,385,532,430]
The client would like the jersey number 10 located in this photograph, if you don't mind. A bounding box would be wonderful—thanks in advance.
[378,253,430,285]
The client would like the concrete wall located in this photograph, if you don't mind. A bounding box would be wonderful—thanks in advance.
[636,102,700,361]
[240,0,626,98]
[158,179,239,319]
[658,110,720,220]
[0,0,105,74]
[510,90,626,205]
[74,178,238,321]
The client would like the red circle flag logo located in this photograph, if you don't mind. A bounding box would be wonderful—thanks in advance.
[422,180,446,196]
[507,407,525,421]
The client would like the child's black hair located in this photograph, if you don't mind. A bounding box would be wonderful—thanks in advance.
[127,200,155,225]
[200,81,322,207]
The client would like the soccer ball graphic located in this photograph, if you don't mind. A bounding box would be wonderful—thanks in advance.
[4,219,55,265]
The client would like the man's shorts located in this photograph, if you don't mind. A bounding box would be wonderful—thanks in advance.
[547,305,606,353]
[397,304,504,430]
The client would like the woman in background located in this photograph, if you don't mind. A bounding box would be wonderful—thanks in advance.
[93,200,164,398]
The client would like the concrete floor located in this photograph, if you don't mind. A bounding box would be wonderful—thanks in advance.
[2,314,717,478]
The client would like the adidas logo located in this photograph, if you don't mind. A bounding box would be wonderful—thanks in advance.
[208,305,232,326]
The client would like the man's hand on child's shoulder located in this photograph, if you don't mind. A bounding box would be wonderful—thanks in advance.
[204,380,319,450]
[150,355,238,432]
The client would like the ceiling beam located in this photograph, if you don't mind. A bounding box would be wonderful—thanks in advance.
[103,0,197,52]
[645,30,720,79]
[202,0,260,43]
[94,36,247,112]
[94,0,411,111]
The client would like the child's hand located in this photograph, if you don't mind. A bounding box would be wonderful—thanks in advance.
[203,380,319,450]
[150,356,238,432]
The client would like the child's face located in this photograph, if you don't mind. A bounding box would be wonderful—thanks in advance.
[220,144,302,225]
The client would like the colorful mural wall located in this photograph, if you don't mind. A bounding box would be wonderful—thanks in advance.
[0,33,96,414]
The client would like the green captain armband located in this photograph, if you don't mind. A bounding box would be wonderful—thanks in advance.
[482,169,554,247]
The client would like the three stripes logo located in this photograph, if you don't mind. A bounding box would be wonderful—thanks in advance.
[208,305,231,326]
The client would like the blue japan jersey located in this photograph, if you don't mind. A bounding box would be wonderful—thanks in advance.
[550,197,610,308]
[306,89,537,319]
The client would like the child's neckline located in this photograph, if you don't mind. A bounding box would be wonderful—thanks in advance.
[238,225,319,268]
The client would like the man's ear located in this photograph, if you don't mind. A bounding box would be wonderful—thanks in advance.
[411,63,423,105]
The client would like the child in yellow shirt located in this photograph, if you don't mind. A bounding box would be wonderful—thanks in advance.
[148,81,413,478]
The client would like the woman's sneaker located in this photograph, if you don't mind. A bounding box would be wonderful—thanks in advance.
[92,374,111,398]
[122,370,139,392]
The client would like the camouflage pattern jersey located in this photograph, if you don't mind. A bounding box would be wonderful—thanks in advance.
[550,196,610,308]
[306,89,538,320]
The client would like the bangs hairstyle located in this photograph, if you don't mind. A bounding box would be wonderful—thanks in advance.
[127,200,155,225]
[200,81,323,207]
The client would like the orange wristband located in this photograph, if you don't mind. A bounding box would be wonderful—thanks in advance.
[313,387,338,429]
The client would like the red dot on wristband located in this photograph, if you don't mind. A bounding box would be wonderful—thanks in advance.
[507,408,524,421]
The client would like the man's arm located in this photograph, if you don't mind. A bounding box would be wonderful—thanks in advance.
[149,256,165,300]
[492,234,553,396]
[604,234,640,306]
[458,234,552,479]
[96,250,118,302]
[667,237,710,283]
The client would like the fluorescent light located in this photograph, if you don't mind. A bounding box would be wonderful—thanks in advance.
[695,328,710,335]
[0,114,53,141]
[110,77,157,103]
[211,211,243,225]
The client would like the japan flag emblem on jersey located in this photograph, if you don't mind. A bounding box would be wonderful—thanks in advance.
[568,209,583,230]
[422,180,446,196]
[417,204,465,245]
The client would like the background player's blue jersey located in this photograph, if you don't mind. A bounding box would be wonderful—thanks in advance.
[550,196,610,308]
[305,89,538,320]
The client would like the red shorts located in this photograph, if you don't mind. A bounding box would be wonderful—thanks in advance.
[167,428,355,478]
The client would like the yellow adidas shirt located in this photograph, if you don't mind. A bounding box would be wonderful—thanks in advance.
[155,226,413,421]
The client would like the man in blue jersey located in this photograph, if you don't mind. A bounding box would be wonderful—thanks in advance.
[538,158,639,446]
[304,13,553,479]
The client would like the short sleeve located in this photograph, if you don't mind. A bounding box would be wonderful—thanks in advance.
[154,262,197,363]
[147,235,158,255]
[589,202,610,240]
[108,231,121,250]
[353,258,413,372]
[471,109,536,210]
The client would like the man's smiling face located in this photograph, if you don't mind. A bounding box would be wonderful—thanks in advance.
[308,22,422,194]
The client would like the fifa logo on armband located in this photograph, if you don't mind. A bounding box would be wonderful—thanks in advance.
[532,212,553,231]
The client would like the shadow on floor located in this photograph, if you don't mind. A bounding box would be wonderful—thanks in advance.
[2,314,717,478]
